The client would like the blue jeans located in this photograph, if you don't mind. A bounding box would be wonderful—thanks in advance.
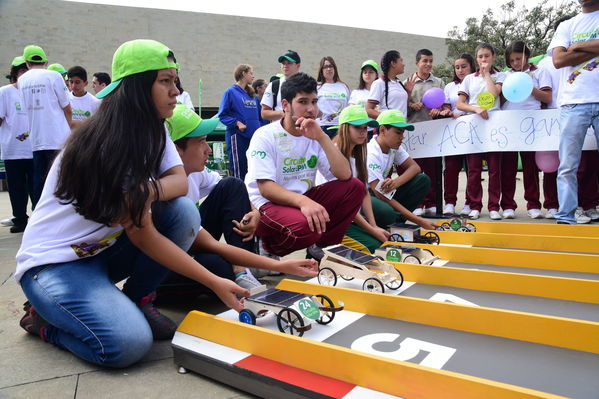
[556,103,599,224]
[19,197,200,367]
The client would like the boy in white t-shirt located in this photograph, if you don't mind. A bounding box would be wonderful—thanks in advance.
[548,1,599,224]
[161,105,317,293]
[0,56,33,233]
[67,66,101,125]
[18,45,73,205]
[260,50,301,122]
[246,72,364,260]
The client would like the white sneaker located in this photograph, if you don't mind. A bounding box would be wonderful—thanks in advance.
[576,213,592,224]
[234,270,262,290]
[527,209,542,219]
[0,218,14,227]
[489,210,502,220]
[423,207,437,216]
[545,208,558,219]
[413,208,423,216]
[468,209,480,219]
[443,204,455,216]
[502,209,515,219]
[584,208,599,221]
[460,205,472,216]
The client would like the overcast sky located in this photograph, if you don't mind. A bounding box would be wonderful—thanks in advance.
[65,0,568,38]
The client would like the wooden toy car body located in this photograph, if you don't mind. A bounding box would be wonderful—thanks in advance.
[239,285,343,337]
[317,244,404,293]
[374,244,440,265]
[388,223,440,244]
[438,218,477,232]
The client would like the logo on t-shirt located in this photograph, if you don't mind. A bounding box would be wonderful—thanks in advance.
[368,163,381,171]
[16,132,29,141]
[14,101,21,111]
[306,155,318,168]
[251,150,267,159]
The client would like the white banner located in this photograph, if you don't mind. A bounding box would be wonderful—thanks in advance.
[403,109,597,159]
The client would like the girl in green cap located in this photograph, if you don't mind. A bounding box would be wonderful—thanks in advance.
[14,39,259,368]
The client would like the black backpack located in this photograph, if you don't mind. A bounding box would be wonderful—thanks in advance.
[271,78,280,109]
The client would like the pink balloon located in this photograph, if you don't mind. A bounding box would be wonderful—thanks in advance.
[422,88,445,109]
[535,151,560,173]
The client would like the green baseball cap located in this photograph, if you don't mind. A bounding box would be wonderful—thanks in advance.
[269,73,284,82]
[12,56,26,67]
[23,45,47,63]
[376,110,414,131]
[96,39,179,99]
[328,105,378,130]
[48,63,67,74]
[361,60,379,71]
[277,50,300,64]
[166,104,220,142]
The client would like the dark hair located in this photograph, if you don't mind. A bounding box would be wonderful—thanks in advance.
[452,53,475,83]
[93,72,111,85]
[234,64,255,97]
[27,60,45,66]
[252,79,266,92]
[174,137,190,150]
[175,76,184,93]
[505,41,531,69]
[317,56,343,84]
[358,65,378,90]
[67,65,88,81]
[380,50,401,108]
[9,64,28,83]
[55,69,166,227]
[474,43,500,73]
[281,72,317,103]
[416,49,433,62]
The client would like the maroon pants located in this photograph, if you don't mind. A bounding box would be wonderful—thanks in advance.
[415,157,439,208]
[443,155,468,206]
[542,171,559,210]
[578,151,599,209]
[256,178,364,257]
[486,152,518,211]
[519,151,559,210]
[465,153,484,211]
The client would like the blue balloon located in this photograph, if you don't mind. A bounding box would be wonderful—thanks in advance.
[502,72,533,103]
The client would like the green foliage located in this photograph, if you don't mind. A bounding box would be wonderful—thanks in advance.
[432,63,454,84]
[443,0,579,70]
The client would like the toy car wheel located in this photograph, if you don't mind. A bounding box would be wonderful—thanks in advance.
[239,309,257,325]
[422,248,435,257]
[363,277,385,293]
[385,271,404,290]
[318,267,338,286]
[340,275,354,281]
[466,223,476,232]
[314,294,335,325]
[403,254,421,264]
[424,231,440,245]
[276,308,305,337]
[440,222,452,231]
[389,233,404,242]
[458,226,470,232]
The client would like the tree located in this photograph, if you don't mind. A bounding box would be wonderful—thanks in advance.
[442,0,579,70]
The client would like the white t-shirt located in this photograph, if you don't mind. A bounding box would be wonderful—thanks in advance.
[69,92,101,121]
[261,77,286,113]
[537,56,561,109]
[245,121,334,209]
[15,132,182,282]
[498,67,552,110]
[349,89,370,107]
[177,91,194,110]
[316,82,350,127]
[316,156,358,186]
[0,84,32,160]
[444,81,464,115]
[548,10,599,106]
[186,169,222,204]
[18,68,71,151]
[366,138,410,184]
[458,71,504,112]
[368,78,408,115]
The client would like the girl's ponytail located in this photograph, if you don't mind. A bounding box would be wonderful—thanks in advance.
[234,64,255,97]
[380,50,400,108]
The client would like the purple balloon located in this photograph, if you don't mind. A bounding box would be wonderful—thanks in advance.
[422,87,445,109]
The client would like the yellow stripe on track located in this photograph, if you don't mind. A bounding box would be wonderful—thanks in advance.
[442,220,599,237]
[393,262,599,304]
[276,279,599,355]
[178,311,567,399]
[383,242,599,274]
[433,230,599,254]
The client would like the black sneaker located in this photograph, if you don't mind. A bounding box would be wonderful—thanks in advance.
[10,224,27,233]
[20,302,49,341]
[137,292,178,340]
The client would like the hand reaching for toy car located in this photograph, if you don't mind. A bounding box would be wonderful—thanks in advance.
[211,277,249,312]
[276,258,319,277]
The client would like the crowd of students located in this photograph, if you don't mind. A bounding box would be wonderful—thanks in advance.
[0,0,597,370]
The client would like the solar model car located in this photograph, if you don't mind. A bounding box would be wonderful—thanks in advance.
[388,223,440,244]
[374,244,439,265]
[438,217,477,232]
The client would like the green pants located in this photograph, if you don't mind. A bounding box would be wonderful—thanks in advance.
[343,173,431,253]
[371,173,431,228]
